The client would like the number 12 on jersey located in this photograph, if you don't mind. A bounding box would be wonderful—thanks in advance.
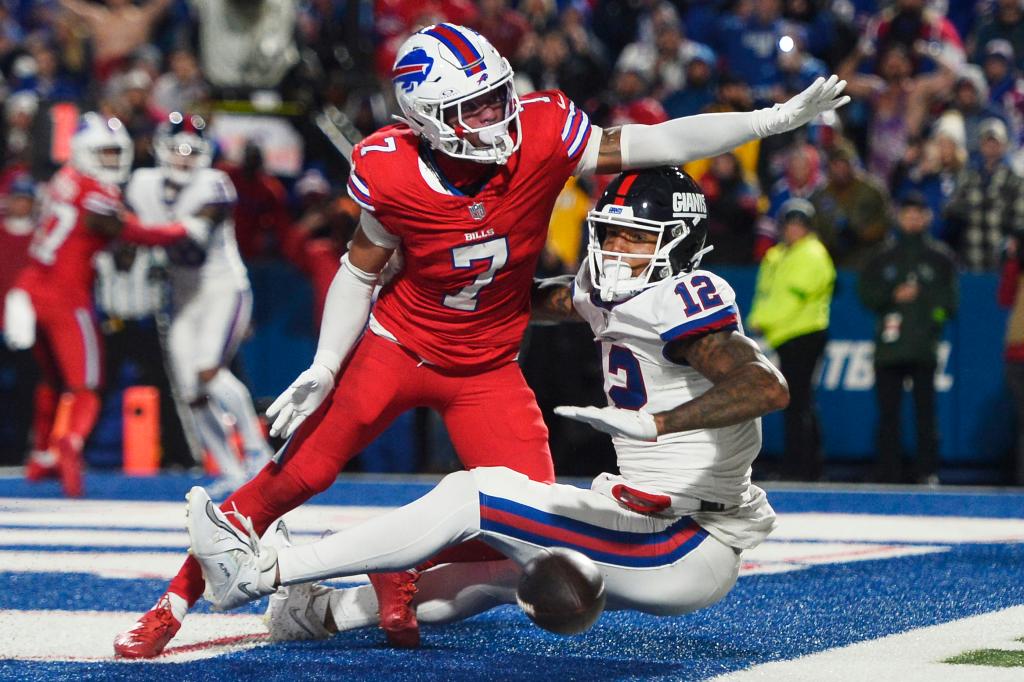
[675,275,722,317]
[443,237,509,311]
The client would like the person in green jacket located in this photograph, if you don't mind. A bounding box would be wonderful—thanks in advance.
[858,191,958,485]
[749,198,836,481]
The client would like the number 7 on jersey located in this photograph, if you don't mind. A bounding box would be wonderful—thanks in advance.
[443,237,509,311]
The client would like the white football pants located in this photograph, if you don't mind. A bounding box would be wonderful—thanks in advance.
[277,467,740,616]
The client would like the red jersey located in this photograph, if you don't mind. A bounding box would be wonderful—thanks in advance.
[17,166,123,306]
[348,90,592,372]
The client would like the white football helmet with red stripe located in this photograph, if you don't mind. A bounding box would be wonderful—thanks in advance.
[586,167,710,302]
[392,23,521,164]
[70,112,133,185]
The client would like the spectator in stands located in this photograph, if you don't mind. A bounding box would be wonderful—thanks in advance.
[971,0,1024,73]
[892,115,968,242]
[945,118,1024,271]
[947,64,1011,164]
[838,42,948,184]
[108,69,163,169]
[861,0,963,76]
[0,2,24,63]
[471,0,530,61]
[14,38,82,102]
[281,170,359,328]
[748,198,835,481]
[615,10,712,99]
[151,49,208,116]
[189,0,299,93]
[982,39,1022,121]
[698,152,761,266]
[661,44,717,119]
[715,0,787,105]
[518,28,606,107]
[810,140,890,269]
[221,141,291,261]
[763,142,824,251]
[998,232,1024,486]
[859,191,958,485]
[58,0,172,82]
[3,92,37,167]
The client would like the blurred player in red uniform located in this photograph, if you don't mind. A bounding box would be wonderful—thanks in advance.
[114,23,849,658]
[4,113,207,497]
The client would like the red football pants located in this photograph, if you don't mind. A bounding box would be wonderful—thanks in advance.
[30,300,103,449]
[169,332,554,603]
[31,300,104,391]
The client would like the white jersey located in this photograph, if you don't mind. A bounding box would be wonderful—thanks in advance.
[573,267,776,549]
[125,167,249,304]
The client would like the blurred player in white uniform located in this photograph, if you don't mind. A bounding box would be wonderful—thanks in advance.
[182,167,790,640]
[126,112,272,494]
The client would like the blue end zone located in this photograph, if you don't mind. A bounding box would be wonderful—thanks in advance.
[2,474,1023,680]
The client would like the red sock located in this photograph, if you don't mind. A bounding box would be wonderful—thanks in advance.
[65,388,100,443]
[32,384,58,452]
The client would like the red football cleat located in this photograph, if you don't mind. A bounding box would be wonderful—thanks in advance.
[56,435,83,498]
[25,450,59,482]
[368,570,421,648]
[113,595,182,658]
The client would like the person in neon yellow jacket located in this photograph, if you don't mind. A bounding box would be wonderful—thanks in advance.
[748,198,836,481]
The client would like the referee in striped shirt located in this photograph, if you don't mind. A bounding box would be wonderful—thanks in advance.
[94,245,194,469]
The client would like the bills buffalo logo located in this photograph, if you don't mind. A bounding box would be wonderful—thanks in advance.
[393,48,434,93]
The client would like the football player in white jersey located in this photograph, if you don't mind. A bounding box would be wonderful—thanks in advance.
[181,166,789,641]
[125,112,272,495]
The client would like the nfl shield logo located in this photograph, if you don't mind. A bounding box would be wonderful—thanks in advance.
[469,202,486,221]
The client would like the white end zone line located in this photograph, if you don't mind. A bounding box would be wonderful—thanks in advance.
[0,610,270,663]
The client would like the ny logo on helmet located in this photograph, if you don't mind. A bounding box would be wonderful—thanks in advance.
[393,48,435,93]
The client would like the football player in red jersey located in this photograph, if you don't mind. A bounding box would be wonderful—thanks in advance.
[5,113,209,497]
[114,23,848,657]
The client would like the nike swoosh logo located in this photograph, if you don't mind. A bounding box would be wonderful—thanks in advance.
[237,582,261,600]
[206,500,245,543]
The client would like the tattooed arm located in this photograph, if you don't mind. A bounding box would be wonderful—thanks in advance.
[652,331,789,435]
[530,276,583,323]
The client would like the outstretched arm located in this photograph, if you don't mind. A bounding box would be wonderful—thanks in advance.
[578,75,850,176]
[530,276,582,323]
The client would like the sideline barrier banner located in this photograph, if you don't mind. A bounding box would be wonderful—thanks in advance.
[241,263,1012,467]
[717,267,1013,464]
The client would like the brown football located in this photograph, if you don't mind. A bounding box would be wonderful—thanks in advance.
[516,547,606,635]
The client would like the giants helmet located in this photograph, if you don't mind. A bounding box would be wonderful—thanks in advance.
[70,113,133,185]
[586,167,710,302]
[155,112,212,185]
[392,23,521,165]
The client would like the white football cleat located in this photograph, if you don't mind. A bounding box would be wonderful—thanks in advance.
[185,486,278,611]
[261,518,334,641]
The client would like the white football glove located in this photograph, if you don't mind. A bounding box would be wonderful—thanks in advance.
[751,75,850,138]
[3,288,36,351]
[179,216,212,244]
[554,405,659,442]
[266,364,335,438]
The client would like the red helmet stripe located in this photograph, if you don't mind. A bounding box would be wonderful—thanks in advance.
[612,173,640,205]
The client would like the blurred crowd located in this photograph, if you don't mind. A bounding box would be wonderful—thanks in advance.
[1,0,1024,483]
[1,1,1023,274]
